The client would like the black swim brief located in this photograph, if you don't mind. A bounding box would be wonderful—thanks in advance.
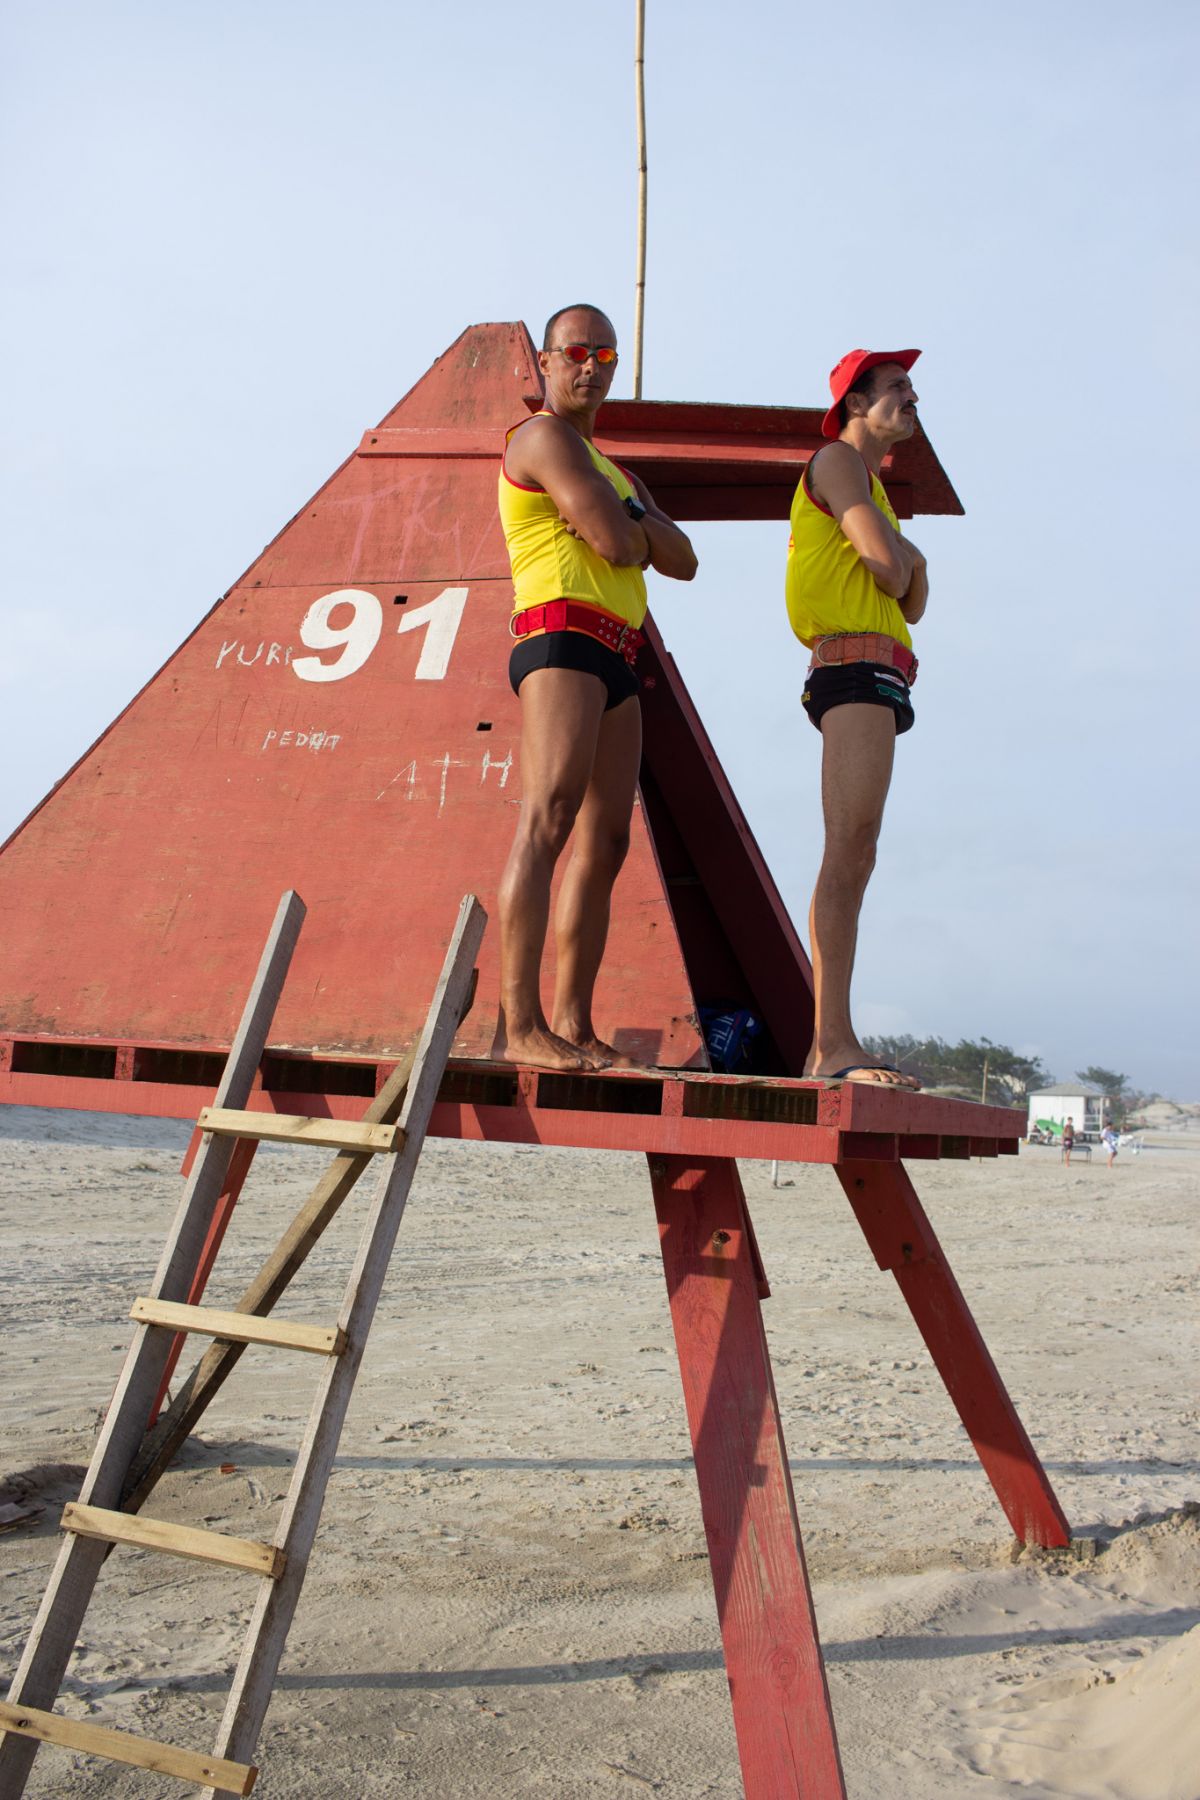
[802,660,915,734]
[509,630,640,712]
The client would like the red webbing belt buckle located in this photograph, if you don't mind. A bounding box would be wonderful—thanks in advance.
[510,601,644,668]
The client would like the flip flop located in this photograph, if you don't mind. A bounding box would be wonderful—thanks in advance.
[824,1063,912,1083]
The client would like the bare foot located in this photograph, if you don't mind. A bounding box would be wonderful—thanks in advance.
[558,1033,651,1071]
[491,1025,608,1072]
[807,1047,921,1089]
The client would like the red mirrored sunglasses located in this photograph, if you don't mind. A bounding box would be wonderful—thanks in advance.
[551,343,619,365]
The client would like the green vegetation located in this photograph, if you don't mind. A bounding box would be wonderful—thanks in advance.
[857,1043,1158,1117]
[1074,1067,1159,1123]
[860,1035,1051,1104]
[1075,1065,1128,1100]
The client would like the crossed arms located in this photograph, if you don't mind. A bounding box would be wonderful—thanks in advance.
[810,442,929,625]
[506,415,698,582]
[505,419,924,615]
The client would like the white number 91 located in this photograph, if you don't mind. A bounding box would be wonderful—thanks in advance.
[292,590,382,684]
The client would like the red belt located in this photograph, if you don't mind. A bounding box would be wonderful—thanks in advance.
[510,600,644,667]
[809,632,918,685]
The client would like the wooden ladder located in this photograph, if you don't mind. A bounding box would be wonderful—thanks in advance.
[0,890,486,1798]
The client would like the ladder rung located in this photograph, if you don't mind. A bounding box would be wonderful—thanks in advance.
[61,1503,286,1579]
[0,1699,257,1793]
[197,1106,403,1153]
[131,1296,346,1356]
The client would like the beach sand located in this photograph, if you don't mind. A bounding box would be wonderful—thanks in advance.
[2,1106,1197,1798]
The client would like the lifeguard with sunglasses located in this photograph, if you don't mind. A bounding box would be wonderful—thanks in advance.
[494,303,697,1072]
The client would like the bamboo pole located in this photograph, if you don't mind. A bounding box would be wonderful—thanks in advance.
[633,0,647,398]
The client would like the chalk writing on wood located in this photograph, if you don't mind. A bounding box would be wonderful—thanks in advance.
[371,749,515,809]
[260,730,342,753]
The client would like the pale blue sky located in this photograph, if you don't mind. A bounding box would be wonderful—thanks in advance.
[3,1,1197,1093]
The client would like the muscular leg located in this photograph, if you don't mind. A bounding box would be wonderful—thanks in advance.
[806,702,919,1088]
[551,694,643,1065]
[493,667,609,1071]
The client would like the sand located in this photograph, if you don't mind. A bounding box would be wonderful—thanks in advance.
[1,1106,1197,1798]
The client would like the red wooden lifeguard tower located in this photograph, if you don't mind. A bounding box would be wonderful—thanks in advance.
[0,324,1070,1798]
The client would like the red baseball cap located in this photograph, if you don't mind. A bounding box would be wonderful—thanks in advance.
[821,347,921,439]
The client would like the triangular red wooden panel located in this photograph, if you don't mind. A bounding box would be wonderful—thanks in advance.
[0,323,844,1072]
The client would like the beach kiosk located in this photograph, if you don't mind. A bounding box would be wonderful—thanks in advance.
[1028,1083,1108,1140]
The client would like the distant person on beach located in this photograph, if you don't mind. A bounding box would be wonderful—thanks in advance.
[1103,1123,1120,1167]
[786,349,929,1088]
[493,303,697,1072]
[1062,1116,1075,1165]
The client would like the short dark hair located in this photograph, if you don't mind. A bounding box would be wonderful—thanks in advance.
[543,303,614,349]
[838,365,880,430]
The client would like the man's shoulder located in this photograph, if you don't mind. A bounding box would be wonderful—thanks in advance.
[812,440,870,479]
[806,440,871,511]
[508,411,558,452]
[508,412,590,477]
[514,411,588,447]
[507,412,582,486]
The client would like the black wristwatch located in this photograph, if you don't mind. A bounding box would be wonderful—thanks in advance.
[624,496,647,522]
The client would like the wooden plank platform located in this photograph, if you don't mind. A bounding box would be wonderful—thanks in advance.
[0,1042,1024,1166]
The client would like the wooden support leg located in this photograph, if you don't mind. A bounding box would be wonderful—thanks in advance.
[835,1160,1070,1547]
[649,1154,846,1800]
[148,1137,258,1425]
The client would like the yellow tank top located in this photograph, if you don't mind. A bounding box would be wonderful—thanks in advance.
[785,452,912,651]
[498,415,648,630]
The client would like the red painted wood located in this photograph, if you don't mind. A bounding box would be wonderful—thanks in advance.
[0,322,964,1085]
[0,1072,218,1119]
[897,1133,941,1159]
[433,1103,849,1160]
[354,405,959,525]
[178,1126,206,1180]
[0,325,698,1071]
[740,1189,771,1301]
[838,1131,898,1161]
[638,624,815,1074]
[650,1154,846,1799]
[594,398,962,518]
[838,1080,1024,1136]
[0,1044,1025,1139]
[0,1067,1024,1163]
[148,1136,257,1424]
[835,1160,1070,1547]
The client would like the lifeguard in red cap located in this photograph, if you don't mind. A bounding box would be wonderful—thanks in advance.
[493,303,697,1072]
[786,349,929,1087]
